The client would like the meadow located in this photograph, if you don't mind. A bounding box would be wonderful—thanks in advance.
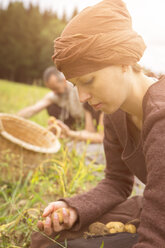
[0,80,104,248]
[0,80,50,127]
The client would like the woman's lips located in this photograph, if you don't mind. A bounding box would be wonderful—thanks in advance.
[91,103,103,110]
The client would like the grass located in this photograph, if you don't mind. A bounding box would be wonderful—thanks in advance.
[0,80,105,247]
[0,146,104,247]
[0,80,50,127]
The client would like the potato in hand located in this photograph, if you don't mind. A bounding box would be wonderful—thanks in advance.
[51,208,70,225]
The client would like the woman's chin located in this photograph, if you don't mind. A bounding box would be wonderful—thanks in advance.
[102,105,119,115]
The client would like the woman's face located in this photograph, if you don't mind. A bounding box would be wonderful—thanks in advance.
[70,65,131,114]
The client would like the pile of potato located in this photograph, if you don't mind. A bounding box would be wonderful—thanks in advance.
[106,221,136,234]
[87,221,136,236]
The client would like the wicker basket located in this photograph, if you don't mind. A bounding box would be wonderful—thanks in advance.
[0,113,61,179]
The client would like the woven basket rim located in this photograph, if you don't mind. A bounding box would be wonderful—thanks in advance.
[0,113,61,154]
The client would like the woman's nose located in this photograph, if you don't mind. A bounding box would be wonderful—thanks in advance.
[78,88,91,103]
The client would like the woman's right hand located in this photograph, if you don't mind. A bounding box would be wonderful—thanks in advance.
[37,201,78,236]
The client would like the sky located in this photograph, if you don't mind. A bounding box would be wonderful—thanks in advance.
[1,0,165,74]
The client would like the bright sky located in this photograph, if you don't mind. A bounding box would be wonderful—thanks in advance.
[1,0,165,74]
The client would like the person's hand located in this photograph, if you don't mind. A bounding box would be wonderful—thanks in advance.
[37,201,78,236]
[56,120,71,137]
[47,116,57,126]
[47,117,62,138]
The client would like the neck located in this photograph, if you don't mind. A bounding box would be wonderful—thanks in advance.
[121,73,157,129]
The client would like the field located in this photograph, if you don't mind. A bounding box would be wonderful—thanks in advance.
[0,80,104,247]
[0,80,50,127]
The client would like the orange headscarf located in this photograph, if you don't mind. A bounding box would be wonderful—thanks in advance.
[53,0,146,80]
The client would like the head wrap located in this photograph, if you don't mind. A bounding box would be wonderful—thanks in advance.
[53,0,146,80]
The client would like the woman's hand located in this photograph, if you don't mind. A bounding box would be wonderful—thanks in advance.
[37,201,78,236]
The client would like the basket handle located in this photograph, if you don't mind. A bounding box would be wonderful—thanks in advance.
[0,119,4,133]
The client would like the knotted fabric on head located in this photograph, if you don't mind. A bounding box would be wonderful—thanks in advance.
[53,0,146,80]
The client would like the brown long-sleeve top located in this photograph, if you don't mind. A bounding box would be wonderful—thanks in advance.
[61,76,165,247]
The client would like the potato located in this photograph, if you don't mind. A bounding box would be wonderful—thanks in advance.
[109,228,118,234]
[88,222,109,235]
[106,221,125,233]
[124,224,136,234]
[51,208,70,225]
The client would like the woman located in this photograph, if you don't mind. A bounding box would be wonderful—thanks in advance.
[31,0,165,247]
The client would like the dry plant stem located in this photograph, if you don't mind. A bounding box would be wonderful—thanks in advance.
[68,130,103,143]
[32,228,68,248]
[0,119,4,132]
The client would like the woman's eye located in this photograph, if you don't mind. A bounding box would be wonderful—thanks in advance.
[83,77,94,85]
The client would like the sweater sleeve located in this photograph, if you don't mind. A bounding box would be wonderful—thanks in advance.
[133,93,165,248]
[60,114,134,231]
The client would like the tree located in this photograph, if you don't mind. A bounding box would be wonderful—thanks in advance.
[61,9,67,24]
[0,2,27,81]
[70,7,79,20]
[0,2,66,84]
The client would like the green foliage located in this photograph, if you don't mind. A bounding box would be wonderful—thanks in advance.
[100,241,105,248]
[0,142,104,247]
[0,2,66,84]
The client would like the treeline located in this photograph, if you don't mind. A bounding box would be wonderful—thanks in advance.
[0,2,78,84]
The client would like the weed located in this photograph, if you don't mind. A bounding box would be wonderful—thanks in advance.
[0,144,104,247]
